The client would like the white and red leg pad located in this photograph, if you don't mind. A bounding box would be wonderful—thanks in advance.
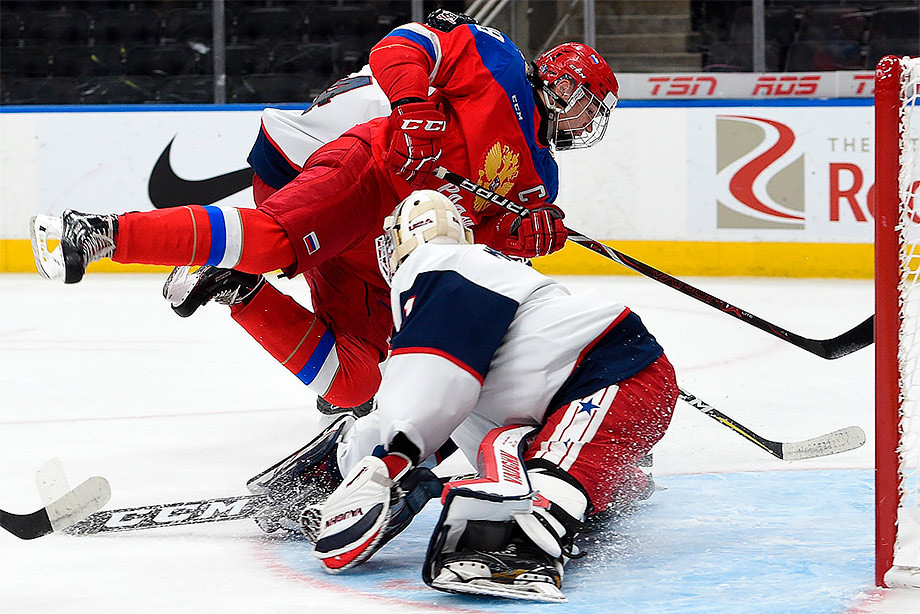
[422,426,536,581]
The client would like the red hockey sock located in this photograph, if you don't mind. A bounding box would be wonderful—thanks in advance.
[231,283,381,406]
[113,206,295,273]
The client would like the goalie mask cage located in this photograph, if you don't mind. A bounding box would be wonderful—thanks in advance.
[876,55,920,589]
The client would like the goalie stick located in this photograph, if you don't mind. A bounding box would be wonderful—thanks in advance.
[64,494,269,535]
[679,389,866,460]
[0,461,111,540]
[61,438,461,537]
[12,409,862,540]
[433,166,873,360]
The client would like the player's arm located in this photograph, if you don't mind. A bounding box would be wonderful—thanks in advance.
[310,262,521,572]
[368,23,437,104]
[377,267,520,459]
[367,23,469,186]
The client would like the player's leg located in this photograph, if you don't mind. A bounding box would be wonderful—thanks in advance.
[31,125,390,285]
[31,205,295,284]
[205,126,395,409]
[162,264,381,414]
[229,282,383,408]
[524,353,678,517]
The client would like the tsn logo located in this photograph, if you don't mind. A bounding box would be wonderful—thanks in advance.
[648,76,717,96]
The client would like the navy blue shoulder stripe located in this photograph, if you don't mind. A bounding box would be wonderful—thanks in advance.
[548,311,663,412]
[392,269,518,380]
[247,126,301,190]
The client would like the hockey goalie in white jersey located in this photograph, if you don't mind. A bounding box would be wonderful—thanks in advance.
[248,191,678,602]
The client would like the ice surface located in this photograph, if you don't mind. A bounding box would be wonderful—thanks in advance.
[0,272,915,613]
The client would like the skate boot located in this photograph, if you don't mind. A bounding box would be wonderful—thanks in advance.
[247,414,354,535]
[316,396,375,418]
[30,210,118,283]
[433,531,566,603]
[163,265,264,317]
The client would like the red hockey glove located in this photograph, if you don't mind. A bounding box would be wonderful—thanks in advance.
[385,100,447,187]
[495,205,569,258]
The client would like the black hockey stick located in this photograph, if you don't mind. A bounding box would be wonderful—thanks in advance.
[433,166,873,360]
[679,388,865,460]
[1,475,111,540]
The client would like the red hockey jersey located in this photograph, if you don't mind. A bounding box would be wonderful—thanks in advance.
[368,22,560,244]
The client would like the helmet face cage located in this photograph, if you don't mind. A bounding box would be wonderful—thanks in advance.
[553,80,616,150]
[536,43,619,151]
[375,230,396,284]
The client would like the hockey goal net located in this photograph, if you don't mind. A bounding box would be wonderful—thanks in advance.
[876,54,920,589]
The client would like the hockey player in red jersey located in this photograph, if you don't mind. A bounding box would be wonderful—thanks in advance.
[30,14,619,419]
[246,191,678,603]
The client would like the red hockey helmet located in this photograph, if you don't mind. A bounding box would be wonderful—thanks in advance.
[535,43,619,150]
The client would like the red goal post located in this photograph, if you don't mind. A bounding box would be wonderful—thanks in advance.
[875,55,920,589]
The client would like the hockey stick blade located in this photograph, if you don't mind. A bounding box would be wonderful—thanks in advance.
[65,494,268,535]
[1,476,111,540]
[432,166,873,360]
[36,457,71,506]
[679,389,866,460]
[779,426,867,461]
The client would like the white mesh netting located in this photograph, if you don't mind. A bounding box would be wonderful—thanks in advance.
[893,56,920,577]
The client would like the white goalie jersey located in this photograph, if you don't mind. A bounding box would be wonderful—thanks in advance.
[337,243,664,473]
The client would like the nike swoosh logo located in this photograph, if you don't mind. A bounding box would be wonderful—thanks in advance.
[148,136,254,209]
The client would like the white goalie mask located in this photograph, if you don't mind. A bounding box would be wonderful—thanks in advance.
[376,190,474,283]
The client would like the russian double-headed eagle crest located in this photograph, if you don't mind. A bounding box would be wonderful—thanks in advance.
[475,142,520,211]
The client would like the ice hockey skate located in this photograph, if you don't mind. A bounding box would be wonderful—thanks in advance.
[431,534,567,603]
[163,265,264,317]
[30,210,118,284]
[316,395,375,418]
[246,414,354,536]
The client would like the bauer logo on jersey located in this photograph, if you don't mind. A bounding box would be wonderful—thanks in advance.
[304,231,321,254]
[715,115,805,230]
[475,142,520,212]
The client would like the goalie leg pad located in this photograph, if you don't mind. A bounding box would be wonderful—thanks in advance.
[423,426,568,602]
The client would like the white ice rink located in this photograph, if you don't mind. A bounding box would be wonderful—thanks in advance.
[2,271,918,613]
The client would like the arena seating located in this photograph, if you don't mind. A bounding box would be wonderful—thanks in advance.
[699,0,918,72]
[2,1,920,104]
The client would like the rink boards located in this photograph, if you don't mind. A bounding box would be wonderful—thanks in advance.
[0,100,876,278]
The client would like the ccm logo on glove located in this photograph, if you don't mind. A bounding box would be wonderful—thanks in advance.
[400,118,447,131]
[385,100,448,188]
